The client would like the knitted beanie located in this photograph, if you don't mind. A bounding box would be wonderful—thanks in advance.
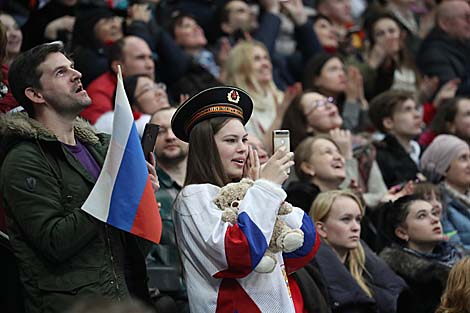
[420,134,468,183]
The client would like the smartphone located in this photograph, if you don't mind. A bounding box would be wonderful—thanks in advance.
[273,130,291,174]
[141,123,160,162]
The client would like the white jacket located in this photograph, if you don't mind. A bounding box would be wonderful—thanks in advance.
[173,179,319,313]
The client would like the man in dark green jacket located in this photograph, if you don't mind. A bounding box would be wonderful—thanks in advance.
[0,42,158,313]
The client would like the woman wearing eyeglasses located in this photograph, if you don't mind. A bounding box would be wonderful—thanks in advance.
[282,91,389,211]
[94,74,170,136]
[302,52,370,133]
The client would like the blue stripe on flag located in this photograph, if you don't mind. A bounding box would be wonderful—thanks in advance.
[283,213,315,258]
[237,212,268,270]
[107,124,148,231]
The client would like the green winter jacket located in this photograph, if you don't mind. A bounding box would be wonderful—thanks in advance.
[0,112,151,313]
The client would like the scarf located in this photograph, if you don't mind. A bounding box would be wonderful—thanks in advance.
[443,182,470,208]
[403,241,462,268]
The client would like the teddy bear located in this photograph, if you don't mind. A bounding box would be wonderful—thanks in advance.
[213,178,304,273]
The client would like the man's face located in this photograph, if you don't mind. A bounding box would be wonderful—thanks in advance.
[319,0,353,25]
[94,16,123,44]
[36,52,91,116]
[173,17,207,50]
[223,1,257,34]
[121,37,155,80]
[386,99,423,139]
[443,2,470,40]
[151,108,188,165]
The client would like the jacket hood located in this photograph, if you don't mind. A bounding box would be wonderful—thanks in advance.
[0,112,100,165]
[0,112,99,143]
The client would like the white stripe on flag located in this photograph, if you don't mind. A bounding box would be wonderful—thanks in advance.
[81,68,133,222]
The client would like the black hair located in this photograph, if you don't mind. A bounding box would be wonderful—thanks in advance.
[377,195,423,249]
[430,97,469,135]
[108,37,126,65]
[166,10,196,38]
[9,41,65,117]
[302,52,338,91]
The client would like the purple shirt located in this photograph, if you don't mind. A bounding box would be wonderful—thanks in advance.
[64,139,101,180]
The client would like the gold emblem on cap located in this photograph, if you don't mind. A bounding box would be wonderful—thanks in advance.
[227,90,240,104]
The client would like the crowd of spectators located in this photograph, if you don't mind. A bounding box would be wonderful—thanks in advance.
[1,0,470,312]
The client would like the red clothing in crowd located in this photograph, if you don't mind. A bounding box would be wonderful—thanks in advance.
[81,71,142,124]
[81,71,117,124]
[422,102,437,126]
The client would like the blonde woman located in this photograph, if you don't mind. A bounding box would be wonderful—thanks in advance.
[225,40,297,149]
[299,190,406,313]
[436,257,470,313]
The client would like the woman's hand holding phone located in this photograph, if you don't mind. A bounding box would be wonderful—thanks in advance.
[260,147,294,185]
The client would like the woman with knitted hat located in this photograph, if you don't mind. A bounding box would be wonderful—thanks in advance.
[420,134,470,250]
[170,86,319,312]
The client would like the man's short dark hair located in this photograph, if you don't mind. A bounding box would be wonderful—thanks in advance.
[108,37,126,65]
[167,11,195,38]
[9,41,65,117]
[218,0,236,25]
[368,90,414,133]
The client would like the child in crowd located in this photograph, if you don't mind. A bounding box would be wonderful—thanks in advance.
[368,90,422,188]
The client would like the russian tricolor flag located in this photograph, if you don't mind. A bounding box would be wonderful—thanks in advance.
[81,67,162,244]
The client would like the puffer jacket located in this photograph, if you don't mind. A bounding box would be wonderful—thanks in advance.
[440,185,470,250]
[0,112,150,313]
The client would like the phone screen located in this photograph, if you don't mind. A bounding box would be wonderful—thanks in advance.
[141,123,160,162]
[273,130,291,174]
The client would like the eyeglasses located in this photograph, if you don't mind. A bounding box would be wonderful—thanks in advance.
[135,82,167,100]
[303,96,334,116]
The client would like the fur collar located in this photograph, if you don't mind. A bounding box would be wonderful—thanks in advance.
[443,182,470,208]
[0,112,100,145]
[380,245,449,286]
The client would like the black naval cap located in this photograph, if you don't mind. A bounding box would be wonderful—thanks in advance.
[171,86,253,142]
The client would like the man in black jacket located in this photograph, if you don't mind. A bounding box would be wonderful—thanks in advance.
[417,0,470,96]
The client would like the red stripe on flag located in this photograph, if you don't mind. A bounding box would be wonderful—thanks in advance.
[284,232,320,274]
[216,278,261,313]
[288,275,306,313]
[130,177,162,243]
[214,224,252,278]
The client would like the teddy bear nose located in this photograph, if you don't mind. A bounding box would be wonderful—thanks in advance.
[231,201,240,208]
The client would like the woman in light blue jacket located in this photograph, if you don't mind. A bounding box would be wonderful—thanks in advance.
[420,134,470,250]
